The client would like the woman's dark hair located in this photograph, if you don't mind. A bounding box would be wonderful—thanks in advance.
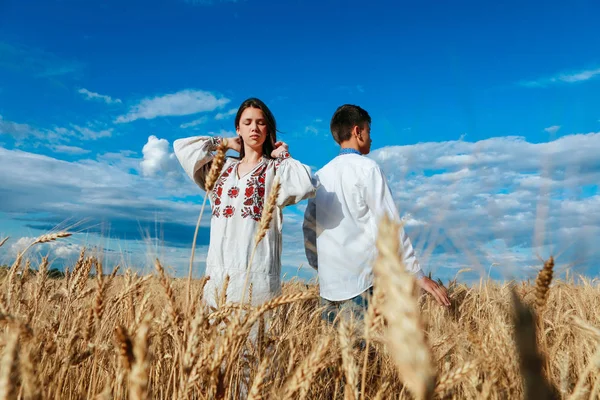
[234,97,277,159]
[330,104,371,144]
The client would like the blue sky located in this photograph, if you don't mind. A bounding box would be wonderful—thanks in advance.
[1,0,599,281]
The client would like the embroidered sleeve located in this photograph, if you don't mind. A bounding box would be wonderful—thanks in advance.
[173,135,226,191]
[209,136,223,150]
[274,156,316,207]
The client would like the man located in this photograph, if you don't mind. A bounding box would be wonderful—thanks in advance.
[303,104,450,323]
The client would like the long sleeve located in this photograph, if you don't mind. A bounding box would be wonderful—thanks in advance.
[363,165,425,278]
[274,153,317,207]
[173,135,222,191]
[302,197,318,270]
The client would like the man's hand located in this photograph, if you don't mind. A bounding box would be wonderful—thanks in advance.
[271,141,289,158]
[417,277,451,307]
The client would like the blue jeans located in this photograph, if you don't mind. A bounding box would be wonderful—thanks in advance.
[320,287,374,325]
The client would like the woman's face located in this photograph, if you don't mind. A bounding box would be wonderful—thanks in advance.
[236,107,269,151]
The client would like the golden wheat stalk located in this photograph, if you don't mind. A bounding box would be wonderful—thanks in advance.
[535,256,554,311]
[115,326,134,371]
[240,176,281,306]
[0,330,20,400]
[0,237,8,248]
[16,232,72,263]
[339,318,358,400]
[372,215,436,400]
[20,345,41,400]
[282,336,331,400]
[511,289,556,399]
[373,382,390,400]
[129,321,151,400]
[360,287,382,399]
[32,231,72,245]
[435,360,479,395]
[247,358,269,400]
[209,289,317,375]
[244,289,318,330]
[571,316,600,340]
[255,176,280,246]
[186,137,228,313]
[154,259,179,326]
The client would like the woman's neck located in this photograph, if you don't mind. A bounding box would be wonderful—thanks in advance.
[242,146,263,163]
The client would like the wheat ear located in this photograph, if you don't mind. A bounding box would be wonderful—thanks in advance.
[435,360,479,395]
[0,330,20,400]
[372,215,435,400]
[282,336,331,400]
[247,357,269,400]
[115,326,134,372]
[535,256,554,312]
[339,318,358,400]
[18,231,72,257]
[240,175,281,306]
[129,321,151,400]
[186,138,228,312]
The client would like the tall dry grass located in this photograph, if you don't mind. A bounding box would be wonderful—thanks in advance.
[1,227,599,399]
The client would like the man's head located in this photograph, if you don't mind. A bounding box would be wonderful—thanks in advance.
[330,104,372,154]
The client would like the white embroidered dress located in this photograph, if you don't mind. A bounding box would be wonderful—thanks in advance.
[174,135,316,307]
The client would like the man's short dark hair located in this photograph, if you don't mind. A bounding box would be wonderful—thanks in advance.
[330,104,371,144]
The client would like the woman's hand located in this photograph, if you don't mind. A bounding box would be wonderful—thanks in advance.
[227,136,242,153]
[271,141,289,158]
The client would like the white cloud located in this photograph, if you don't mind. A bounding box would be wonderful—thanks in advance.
[370,132,600,281]
[558,68,600,83]
[180,116,208,129]
[521,67,600,87]
[0,143,306,277]
[140,135,180,178]
[115,89,230,123]
[305,126,319,135]
[2,130,598,281]
[8,237,80,261]
[50,144,90,155]
[0,115,42,140]
[0,116,112,144]
[71,125,113,140]
[215,108,238,120]
[78,88,122,104]
[544,125,561,134]
[303,118,326,136]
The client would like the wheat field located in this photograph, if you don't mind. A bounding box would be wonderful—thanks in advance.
[1,222,599,400]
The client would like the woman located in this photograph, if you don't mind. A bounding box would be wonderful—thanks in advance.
[174,98,316,308]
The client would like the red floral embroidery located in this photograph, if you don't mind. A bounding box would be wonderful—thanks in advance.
[228,186,240,198]
[222,205,235,218]
[212,207,220,217]
[210,164,233,207]
[214,186,223,205]
[241,164,268,221]
[274,151,291,170]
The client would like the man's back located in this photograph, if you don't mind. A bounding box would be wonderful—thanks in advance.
[304,153,422,301]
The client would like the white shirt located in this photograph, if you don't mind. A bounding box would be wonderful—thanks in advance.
[174,135,315,307]
[303,152,424,301]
